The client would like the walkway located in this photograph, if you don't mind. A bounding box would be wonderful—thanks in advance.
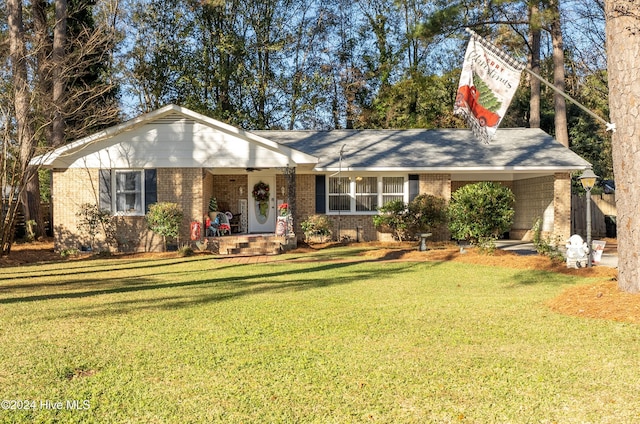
[496,240,618,268]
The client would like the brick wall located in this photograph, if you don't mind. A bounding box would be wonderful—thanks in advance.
[211,174,248,216]
[553,172,571,241]
[511,176,554,240]
[421,173,451,199]
[294,174,316,236]
[52,168,101,251]
[53,168,573,250]
[293,174,379,242]
[295,173,454,243]
[421,174,451,241]
[157,168,203,245]
[53,167,205,252]
[452,175,570,242]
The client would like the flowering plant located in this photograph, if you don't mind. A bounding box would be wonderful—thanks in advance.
[252,181,270,202]
[279,203,289,216]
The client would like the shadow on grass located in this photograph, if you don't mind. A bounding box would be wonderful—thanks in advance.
[0,255,216,282]
[0,246,434,294]
[0,258,429,315]
[504,269,578,287]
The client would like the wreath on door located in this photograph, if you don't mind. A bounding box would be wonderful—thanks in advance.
[252,182,270,202]
[252,181,270,218]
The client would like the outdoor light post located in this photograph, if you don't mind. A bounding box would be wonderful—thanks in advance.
[579,168,598,267]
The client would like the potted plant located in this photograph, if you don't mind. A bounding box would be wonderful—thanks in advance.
[208,196,218,219]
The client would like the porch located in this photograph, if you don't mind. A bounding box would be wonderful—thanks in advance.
[204,170,295,237]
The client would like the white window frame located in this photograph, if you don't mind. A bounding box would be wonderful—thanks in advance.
[113,170,145,216]
[355,176,378,212]
[328,176,351,212]
[381,176,405,206]
[327,174,407,215]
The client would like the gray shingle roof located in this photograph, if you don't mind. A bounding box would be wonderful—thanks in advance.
[253,128,590,171]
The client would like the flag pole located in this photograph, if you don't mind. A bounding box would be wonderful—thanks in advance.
[524,68,615,132]
[464,28,616,132]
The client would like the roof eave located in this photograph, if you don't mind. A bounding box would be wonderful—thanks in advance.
[31,104,319,168]
[312,165,591,172]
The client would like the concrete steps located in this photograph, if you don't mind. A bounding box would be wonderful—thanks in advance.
[209,234,296,256]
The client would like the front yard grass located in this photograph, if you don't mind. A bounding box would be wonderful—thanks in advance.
[1,248,638,423]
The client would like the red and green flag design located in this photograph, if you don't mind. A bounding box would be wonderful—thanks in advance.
[454,30,525,144]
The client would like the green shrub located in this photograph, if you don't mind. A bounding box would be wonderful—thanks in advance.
[178,244,194,257]
[301,215,333,242]
[59,248,79,258]
[372,200,409,241]
[373,195,447,241]
[146,202,183,251]
[25,220,37,242]
[447,182,515,250]
[532,217,564,261]
[407,194,447,235]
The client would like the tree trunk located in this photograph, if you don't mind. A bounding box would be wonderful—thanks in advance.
[549,0,569,147]
[52,0,67,148]
[8,0,43,240]
[528,4,541,128]
[604,0,640,293]
[8,0,32,171]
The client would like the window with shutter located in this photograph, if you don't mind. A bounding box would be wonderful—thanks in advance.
[100,169,156,216]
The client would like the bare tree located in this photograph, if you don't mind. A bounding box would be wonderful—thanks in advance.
[604,0,640,293]
[1,0,121,254]
[52,0,68,148]
[6,0,40,251]
[548,0,569,147]
[528,2,541,128]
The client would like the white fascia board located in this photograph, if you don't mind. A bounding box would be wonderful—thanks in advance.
[312,165,590,173]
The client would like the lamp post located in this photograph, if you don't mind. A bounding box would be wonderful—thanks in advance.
[578,168,598,267]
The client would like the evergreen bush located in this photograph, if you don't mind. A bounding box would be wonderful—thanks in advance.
[146,202,183,251]
[301,215,333,242]
[373,195,447,241]
[447,182,515,250]
[372,200,409,241]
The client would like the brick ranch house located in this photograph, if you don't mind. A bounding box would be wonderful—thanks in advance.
[32,104,591,253]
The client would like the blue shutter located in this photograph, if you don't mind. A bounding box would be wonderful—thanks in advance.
[408,174,419,202]
[144,169,157,213]
[99,169,112,211]
[315,175,326,213]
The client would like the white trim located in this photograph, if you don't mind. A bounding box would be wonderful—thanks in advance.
[313,166,586,172]
[326,173,407,215]
[113,169,145,216]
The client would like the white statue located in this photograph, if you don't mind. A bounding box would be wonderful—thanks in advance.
[565,234,588,268]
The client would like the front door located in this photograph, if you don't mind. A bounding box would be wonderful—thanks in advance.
[247,174,276,233]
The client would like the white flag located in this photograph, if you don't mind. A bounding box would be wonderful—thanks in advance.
[454,30,525,144]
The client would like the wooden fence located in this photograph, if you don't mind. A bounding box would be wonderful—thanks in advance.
[571,193,616,238]
[11,202,52,238]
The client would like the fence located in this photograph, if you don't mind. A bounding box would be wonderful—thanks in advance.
[11,203,52,238]
[571,193,616,238]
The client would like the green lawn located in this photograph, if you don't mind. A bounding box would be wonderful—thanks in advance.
[1,248,639,423]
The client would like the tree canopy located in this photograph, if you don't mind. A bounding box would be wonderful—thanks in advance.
[1,0,617,252]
